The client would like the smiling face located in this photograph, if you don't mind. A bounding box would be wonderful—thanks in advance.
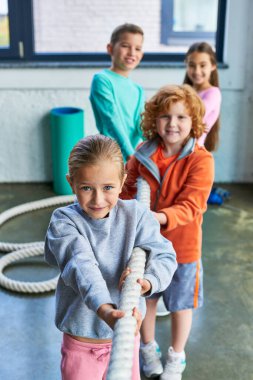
[186,51,216,91]
[67,160,127,219]
[107,32,144,76]
[156,101,192,155]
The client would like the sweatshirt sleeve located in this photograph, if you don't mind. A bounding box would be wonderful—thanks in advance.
[198,87,221,146]
[90,74,135,160]
[120,155,140,200]
[203,87,221,131]
[134,206,177,295]
[159,152,214,232]
[44,211,114,312]
[134,87,145,138]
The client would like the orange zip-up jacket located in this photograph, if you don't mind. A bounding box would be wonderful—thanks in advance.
[121,138,214,264]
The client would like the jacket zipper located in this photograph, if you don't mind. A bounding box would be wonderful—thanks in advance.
[139,140,194,211]
[153,161,174,211]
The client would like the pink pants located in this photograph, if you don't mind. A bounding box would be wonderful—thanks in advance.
[61,333,141,380]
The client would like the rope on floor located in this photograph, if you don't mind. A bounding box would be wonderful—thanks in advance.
[107,178,150,380]
[0,195,75,293]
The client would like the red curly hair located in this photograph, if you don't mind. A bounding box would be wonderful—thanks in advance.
[141,84,206,144]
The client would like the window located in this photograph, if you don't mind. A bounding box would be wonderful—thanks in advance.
[0,0,227,64]
[0,0,9,48]
[161,0,217,48]
[0,0,20,58]
[160,0,226,62]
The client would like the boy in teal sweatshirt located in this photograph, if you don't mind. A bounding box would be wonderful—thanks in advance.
[90,23,145,161]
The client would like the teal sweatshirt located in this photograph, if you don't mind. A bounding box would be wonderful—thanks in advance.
[90,69,145,161]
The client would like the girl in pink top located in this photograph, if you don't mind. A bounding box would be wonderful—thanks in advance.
[184,42,221,152]
[183,42,229,204]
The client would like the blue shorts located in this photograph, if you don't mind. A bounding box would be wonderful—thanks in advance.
[151,259,203,312]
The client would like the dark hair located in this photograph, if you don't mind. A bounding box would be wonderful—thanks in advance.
[141,84,205,143]
[110,23,144,45]
[68,135,125,182]
[183,42,220,151]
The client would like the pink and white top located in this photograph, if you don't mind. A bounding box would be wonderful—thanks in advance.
[198,86,222,146]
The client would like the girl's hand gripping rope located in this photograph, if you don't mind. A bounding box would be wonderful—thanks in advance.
[97,303,125,330]
[119,267,152,295]
[97,302,142,335]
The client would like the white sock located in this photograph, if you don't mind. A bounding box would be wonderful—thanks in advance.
[141,340,156,349]
[169,346,185,360]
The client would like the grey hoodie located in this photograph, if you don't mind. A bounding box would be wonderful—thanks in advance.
[45,199,177,339]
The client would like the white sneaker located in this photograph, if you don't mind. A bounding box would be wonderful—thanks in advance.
[140,341,163,378]
[160,347,186,380]
[156,298,170,317]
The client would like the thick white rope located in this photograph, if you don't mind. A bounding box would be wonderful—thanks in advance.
[107,178,151,380]
[0,195,75,293]
[0,245,58,293]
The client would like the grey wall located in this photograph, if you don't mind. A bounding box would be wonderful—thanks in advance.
[0,0,252,183]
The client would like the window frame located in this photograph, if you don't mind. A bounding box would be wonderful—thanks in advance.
[0,0,227,64]
[0,0,21,59]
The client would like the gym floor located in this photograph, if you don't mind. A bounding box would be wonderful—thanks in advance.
[0,183,252,380]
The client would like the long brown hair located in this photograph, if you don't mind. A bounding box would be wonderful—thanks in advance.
[184,42,220,152]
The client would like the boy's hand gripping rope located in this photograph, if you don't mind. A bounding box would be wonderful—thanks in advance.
[106,178,150,380]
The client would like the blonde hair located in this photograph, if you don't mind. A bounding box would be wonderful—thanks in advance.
[183,42,220,151]
[141,84,205,142]
[68,135,125,182]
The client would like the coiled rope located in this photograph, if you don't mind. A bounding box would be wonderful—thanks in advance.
[0,195,75,293]
[107,178,150,380]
